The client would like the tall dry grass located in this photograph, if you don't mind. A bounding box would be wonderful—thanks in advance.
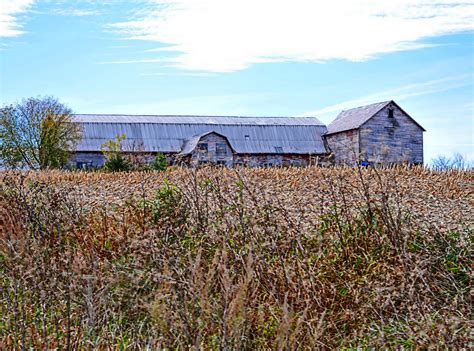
[0,166,472,349]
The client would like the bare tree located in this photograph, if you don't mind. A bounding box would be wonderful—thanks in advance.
[431,153,472,170]
[0,96,82,169]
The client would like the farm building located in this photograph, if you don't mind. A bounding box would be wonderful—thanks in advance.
[325,100,425,165]
[70,100,424,168]
[70,115,329,168]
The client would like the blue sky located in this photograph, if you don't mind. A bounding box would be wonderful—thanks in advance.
[1,0,473,163]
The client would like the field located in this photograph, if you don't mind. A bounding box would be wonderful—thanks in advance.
[1,166,472,349]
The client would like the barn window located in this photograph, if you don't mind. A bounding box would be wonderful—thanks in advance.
[197,143,208,152]
[216,143,227,156]
[388,108,394,118]
[274,146,283,153]
[76,161,92,169]
[244,135,250,140]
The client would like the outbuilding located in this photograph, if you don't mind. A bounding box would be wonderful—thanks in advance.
[325,100,425,165]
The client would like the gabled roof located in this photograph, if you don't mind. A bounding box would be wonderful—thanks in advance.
[326,100,425,135]
[179,131,235,155]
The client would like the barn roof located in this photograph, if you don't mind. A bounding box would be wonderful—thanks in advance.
[72,114,328,154]
[326,101,392,135]
[326,100,425,135]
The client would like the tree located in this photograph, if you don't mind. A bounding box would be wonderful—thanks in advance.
[101,133,132,172]
[150,153,169,171]
[0,96,82,169]
[431,153,472,171]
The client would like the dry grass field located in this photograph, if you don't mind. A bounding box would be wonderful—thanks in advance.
[0,166,472,349]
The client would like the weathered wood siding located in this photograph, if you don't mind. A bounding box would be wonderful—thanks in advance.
[325,129,360,165]
[359,103,423,164]
[234,154,310,167]
[190,133,234,167]
[69,152,106,168]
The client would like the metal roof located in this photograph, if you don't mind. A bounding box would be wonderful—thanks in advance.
[326,100,425,135]
[326,101,391,135]
[73,114,328,154]
[73,114,325,126]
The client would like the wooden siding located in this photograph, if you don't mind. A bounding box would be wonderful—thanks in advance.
[359,102,423,164]
[325,129,360,165]
[189,133,234,167]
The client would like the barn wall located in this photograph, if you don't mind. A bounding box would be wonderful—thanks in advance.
[69,152,105,169]
[233,154,308,167]
[359,103,424,164]
[325,129,360,165]
[190,133,234,167]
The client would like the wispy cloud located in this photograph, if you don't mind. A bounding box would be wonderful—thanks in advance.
[299,74,473,117]
[140,72,215,77]
[98,57,170,65]
[50,8,100,17]
[109,0,474,72]
[0,0,35,37]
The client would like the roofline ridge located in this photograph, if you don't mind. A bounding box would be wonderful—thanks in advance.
[73,113,321,119]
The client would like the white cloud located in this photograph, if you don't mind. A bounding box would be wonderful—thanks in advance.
[300,74,473,117]
[0,0,35,37]
[109,0,474,72]
[50,8,99,17]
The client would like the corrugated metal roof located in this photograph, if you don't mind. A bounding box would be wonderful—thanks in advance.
[326,101,391,135]
[73,115,328,154]
[73,114,325,126]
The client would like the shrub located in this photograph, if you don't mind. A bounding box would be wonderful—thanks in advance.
[101,134,132,172]
[150,153,169,172]
[104,154,132,172]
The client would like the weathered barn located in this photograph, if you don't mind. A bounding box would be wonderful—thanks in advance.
[325,101,425,165]
[71,100,425,168]
[70,114,329,168]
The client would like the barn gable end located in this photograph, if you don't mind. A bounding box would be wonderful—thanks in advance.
[325,100,425,165]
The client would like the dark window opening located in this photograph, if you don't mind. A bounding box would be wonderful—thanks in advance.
[274,146,283,153]
[197,143,208,152]
[244,135,250,141]
[388,108,394,118]
[216,143,227,156]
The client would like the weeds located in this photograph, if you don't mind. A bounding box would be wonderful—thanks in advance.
[0,166,472,349]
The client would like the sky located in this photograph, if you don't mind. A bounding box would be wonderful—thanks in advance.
[0,0,473,163]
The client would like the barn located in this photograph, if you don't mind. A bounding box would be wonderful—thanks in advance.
[70,114,329,168]
[70,100,425,168]
[325,100,425,165]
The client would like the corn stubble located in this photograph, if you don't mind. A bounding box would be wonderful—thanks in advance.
[0,166,472,349]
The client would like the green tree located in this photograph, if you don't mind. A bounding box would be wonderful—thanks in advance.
[101,133,132,172]
[0,96,82,169]
[150,153,169,171]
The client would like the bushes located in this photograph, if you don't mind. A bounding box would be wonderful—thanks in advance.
[149,153,169,172]
[0,167,471,349]
[100,134,169,172]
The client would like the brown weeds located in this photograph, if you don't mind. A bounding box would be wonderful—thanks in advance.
[0,166,472,349]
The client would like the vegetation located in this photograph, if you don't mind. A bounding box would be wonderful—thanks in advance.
[0,166,471,349]
[0,96,82,169]
[149,153,169,172]
[100,134,169,172]
[431,152,472,171]
[100,133,133,172]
